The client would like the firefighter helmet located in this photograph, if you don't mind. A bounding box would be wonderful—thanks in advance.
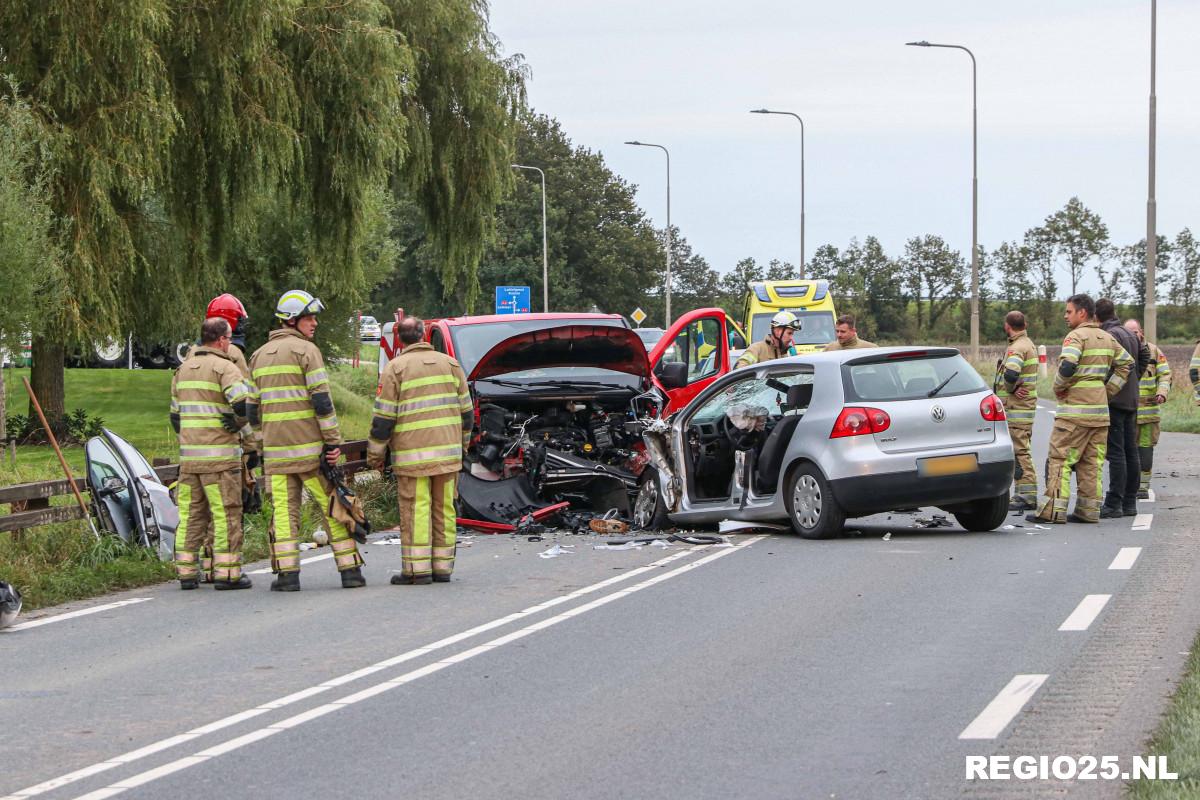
[206,293,248,328]
[770,311,801,331]
[274,290,325,321]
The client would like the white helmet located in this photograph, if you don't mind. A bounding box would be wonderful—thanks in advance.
[770,310,801,331]
[275,290,325,321]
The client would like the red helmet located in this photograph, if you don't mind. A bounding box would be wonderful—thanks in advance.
[207,294,248,328]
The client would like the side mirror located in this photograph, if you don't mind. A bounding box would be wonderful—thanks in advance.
[100,476,127,495]
[658,361,688,390]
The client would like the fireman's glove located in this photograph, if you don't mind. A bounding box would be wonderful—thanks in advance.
[221,413,240,433]
[245,451,261,471]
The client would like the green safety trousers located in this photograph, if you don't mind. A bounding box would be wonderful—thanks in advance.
[1035,421,1108,523]
[268,470,363,574]
[1010,424,1037,506]
[1138,422,1160,495]
[175,469,244,582]
[397,472,458,580]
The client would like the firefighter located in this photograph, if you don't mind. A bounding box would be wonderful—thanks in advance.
[1124,319,1171,498]
[247,290,365,591]
[367,316,472,585]
[736,311,801,368]
[1028,294,1133,524]
[823,314,877,351]
[994,310,1039,510]
[199,293,260,582]
[1191,339,1200,406]
[170,317,255,590]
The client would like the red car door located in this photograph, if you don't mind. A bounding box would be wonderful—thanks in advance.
[647,308,732,413]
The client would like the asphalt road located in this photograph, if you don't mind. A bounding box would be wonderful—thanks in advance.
[3,401,1199,800]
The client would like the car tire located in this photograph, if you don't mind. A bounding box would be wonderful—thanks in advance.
[633,468,670,531]
[92,338,128,368]
[953,491,1011,532]
[785,463,845,539]
[170,341,192,367]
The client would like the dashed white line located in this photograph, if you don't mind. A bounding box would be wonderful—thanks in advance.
[1144,489,1156,503]
[0,598,152,633]
[1132,514,1153,531]
[61,537,765,800]
[959,674,1049,740]
[1059,594,1112,631]
[1108,547,1142,570]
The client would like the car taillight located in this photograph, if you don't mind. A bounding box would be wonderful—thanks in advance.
[830,406,891,438]
[980,394,1006,421]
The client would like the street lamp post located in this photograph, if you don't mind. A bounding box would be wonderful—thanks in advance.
[511,164,549,313]
[750,109,806,278]
[1145,0,1158,341]
[907,40,979,363]
[625,141,672,325]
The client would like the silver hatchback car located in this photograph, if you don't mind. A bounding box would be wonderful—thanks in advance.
[636,347,1015,537]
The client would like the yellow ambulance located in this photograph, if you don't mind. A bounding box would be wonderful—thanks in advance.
[740,280,838,354]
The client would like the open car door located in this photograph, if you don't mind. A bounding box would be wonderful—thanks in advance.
[646,308,737,413]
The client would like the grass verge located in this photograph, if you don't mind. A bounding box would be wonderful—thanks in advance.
[1126,631,1200,797]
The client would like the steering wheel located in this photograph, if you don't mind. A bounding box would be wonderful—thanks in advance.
[720,413,760,451]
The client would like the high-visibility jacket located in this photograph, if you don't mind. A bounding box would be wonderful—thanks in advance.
[823,335,877,351]
[1189,342,1200,402]
[993,332,1038,426]
[247,328,340,475]
[1138,341,1172,424]
[367,342,472,476]
[170,346,254,474]
[735,336,787,369]
[227,342,260,455]
[1053,321,1133,427]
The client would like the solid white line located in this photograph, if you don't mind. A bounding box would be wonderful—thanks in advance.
[1,598,152,633]
[959,674,1049,740]
[63,537,765,800]
[1108,547,1142,570]
[247,552,333,575]
[1132,514,1153,531]
[1058,594,1112,631]
[0,545,707,800]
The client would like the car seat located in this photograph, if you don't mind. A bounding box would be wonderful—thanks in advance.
[755,382,812,494]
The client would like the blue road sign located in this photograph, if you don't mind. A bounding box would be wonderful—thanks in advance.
[494,285,531,315]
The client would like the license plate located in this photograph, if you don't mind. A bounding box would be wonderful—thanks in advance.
[918,453,979,477]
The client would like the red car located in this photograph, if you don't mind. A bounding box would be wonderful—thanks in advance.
[379,309,748,519]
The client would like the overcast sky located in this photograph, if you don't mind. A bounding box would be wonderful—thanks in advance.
[489,0,1200,291]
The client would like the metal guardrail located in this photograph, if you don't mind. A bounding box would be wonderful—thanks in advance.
[1,440,372,535]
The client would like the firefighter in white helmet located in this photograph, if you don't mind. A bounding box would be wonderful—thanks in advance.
[735,311,801,368]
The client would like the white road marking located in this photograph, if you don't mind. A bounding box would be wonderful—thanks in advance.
[959,674,1049,740]
[0,544,724,800]
[1108,547,1142,570]
[62,537,765,800]
[1144,489,1156,503]
[1059,594,1112,631]
[1132,514,1153,531]
[0,598,152,633]
[247,552,333,575]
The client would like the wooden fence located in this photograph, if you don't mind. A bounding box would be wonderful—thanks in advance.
[1,440,372,535]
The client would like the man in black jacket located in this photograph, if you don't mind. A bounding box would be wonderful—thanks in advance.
[1096,298,1151,517]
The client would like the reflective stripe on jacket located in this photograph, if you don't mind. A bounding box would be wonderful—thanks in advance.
[171,347,253,473]
[735,337,786,369]
[248,328,341,475]
[1137,342,1172,423]
[368,342,472,477]
[993,332,1038,426]
[1053,321,1133,427]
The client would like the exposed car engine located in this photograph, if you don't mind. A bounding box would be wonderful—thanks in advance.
[473,402,645,477]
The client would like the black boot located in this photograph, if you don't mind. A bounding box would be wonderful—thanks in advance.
[1099,506,1124,519]
[340,567,366,588]
[432,574,451,583]
[214,575,253,591]
[391,573,432,585]
[180,578,199,590]
[270,571,301,592]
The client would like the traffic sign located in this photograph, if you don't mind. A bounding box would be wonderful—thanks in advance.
[494,285,531,315]
[631,307,647,325]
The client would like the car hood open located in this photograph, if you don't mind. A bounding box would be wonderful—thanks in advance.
[468,324,651,381]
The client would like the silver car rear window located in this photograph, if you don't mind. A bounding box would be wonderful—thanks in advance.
[842,353,986,402]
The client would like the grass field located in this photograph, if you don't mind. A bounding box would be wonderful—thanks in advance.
[1,354,387,610]
[1127,631,1200,798]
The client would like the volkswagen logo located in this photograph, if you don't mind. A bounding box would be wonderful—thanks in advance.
[930,405,947,423]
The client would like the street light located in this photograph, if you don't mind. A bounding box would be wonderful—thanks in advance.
[625,140,672,325]
[906,39,980,363]
[511,164,549,313]
[750,108,806,278]
[1145,0,1158,341]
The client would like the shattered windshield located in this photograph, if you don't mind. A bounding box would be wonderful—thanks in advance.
[691,370,814,424]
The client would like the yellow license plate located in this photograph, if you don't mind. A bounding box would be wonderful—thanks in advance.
[918,454,979,477]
